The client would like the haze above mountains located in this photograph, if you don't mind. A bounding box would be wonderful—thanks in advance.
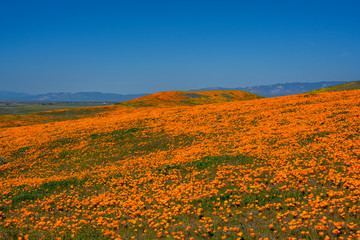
[0,81,350,102]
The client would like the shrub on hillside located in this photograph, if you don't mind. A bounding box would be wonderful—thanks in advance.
[0,157,7,165]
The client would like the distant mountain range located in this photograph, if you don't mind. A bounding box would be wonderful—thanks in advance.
[193,81,349,98]
[0,91,147,102]
[0,81,351,101]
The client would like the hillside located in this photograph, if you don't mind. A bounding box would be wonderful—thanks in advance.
[194,81,348,97]
[0,101,114,115]
[0,90,262,128]
[120,90,263,107]
[306,80,360,93]
[0,90,360,239]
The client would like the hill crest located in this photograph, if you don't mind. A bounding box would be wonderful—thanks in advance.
[119,90,263,107]
[306,80,360,93]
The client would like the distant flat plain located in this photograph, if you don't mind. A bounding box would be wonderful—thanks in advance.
[0,101,115,115]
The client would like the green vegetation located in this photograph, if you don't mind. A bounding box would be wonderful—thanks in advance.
[0,157,7,165]
[155,154,255,176]
[9,178,86,206]
[0,101,112,115]
[0,103,120,128]
[90,127,141,140]
[306,80,360,93]
[119,90,263,108]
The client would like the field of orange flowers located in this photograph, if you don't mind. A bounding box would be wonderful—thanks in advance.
[0,90,359,239]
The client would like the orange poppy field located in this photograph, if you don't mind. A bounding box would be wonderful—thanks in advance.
[0,90,359,239]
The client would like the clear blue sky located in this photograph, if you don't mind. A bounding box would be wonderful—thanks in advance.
[1,0,359,94]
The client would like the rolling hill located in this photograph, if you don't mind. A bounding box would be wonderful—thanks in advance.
[306,80,360,93]
[0,89,359,239]
[0,90,262,127]
[120,90,263,107]
[194,81,349,97]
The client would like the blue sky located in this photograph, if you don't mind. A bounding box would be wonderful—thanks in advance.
[1,0,359,94]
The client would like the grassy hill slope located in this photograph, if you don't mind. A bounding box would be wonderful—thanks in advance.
[0,90,262,128]
[0,90,359,239]
[120,90,263,107]
[306,80,360,93]
[0,104,122,128]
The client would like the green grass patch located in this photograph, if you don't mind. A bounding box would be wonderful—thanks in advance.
[51,137,77,146]
[190,155,255,169]
[156,164,182,175]
[155,154,255,175]
[240,189,304,207]
[58,149,78,159]
[59,225,111,240]
[0,157,7,165]
[10,178,86,205]
[11,146,31,158]
[299,131,331,146]
[90,127,141,140]
[306,80,360,93]
[192,192,232,209]
[0,101,111,115]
